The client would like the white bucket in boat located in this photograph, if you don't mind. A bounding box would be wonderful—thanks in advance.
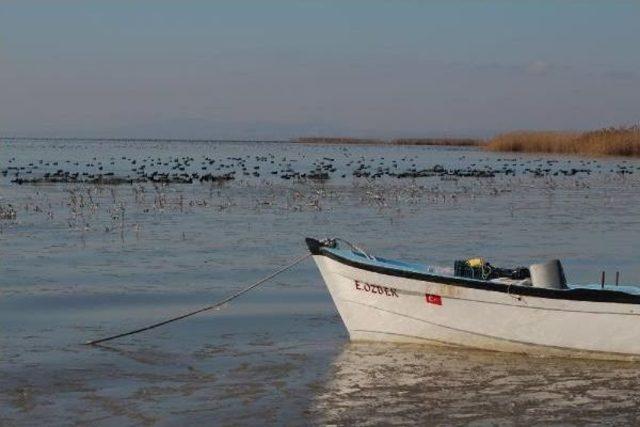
[530,259,567,289]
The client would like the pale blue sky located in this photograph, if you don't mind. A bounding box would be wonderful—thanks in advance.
[1,1,639,138]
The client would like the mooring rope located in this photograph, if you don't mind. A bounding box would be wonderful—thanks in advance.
[85,252,312,346]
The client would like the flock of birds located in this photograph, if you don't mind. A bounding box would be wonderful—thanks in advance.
[1,152,638,186]
[2,147,639,225]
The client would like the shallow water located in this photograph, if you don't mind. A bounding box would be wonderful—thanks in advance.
[2,139,640,425]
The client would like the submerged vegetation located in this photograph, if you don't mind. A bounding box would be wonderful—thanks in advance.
[0,204,17,220]
[486,126,640,157]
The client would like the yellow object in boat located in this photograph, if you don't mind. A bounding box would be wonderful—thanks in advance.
[466,257,485,268]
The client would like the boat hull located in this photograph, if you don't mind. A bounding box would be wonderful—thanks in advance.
[313,254,640,361]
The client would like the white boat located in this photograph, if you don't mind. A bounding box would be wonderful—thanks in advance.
[306,237,640,361]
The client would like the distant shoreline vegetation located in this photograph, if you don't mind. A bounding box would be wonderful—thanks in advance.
[485,126,640,157]
[5,126,640,157]
[293,137,482,146]
[297,126,640,157]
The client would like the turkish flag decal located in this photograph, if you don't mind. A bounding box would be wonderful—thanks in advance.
[425,293,442,305]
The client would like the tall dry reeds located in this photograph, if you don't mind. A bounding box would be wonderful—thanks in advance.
[486,126,640,157]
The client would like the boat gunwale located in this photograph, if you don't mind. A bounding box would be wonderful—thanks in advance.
[305,238,640,305]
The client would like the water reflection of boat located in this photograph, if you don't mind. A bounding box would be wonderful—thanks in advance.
[310,341,635,424]
[306,238,640,361]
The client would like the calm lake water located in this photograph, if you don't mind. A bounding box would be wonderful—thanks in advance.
[2,139,640,425]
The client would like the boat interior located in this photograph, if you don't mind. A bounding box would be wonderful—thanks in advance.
[321,240,640,295]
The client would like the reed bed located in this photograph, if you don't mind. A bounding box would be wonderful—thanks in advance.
[486,126,640,157]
